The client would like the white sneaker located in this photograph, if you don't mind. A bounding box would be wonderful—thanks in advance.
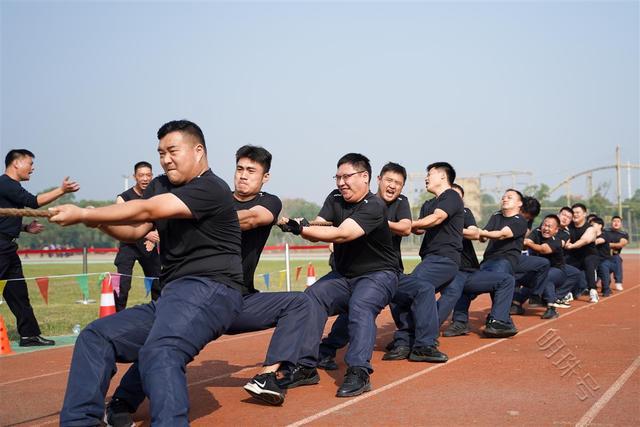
[563,292,574,303]
[589,289,599,303]
[615,283,623,291]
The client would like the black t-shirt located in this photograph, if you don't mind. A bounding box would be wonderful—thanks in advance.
[460,208,481,271]
[117,187,153,255]
[567,222,597,259]
[417,188,464,264]
[318,190,399,278]
[385,194,412,271]
[605,228,629,255]
[0,174,39,239]
[528,229,565,268]
[595,233,612,260]
[143,170,246,293]
[233,191,282,292]
[482,211,528,270]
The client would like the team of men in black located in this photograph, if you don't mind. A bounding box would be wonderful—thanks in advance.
[1,120,630,425]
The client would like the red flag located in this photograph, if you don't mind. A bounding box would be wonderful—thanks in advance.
[295,266,303,281]
[35,277,49,304]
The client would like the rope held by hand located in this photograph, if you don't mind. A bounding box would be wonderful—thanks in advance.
[0,208,53,218]
[277,218,333,227]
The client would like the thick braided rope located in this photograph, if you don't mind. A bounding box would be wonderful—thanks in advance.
[0,208,53,218]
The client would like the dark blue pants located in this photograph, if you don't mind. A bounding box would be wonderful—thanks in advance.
[611,254,623,283]
[450,257,513,323]
[301,270,398,372]
[59,277,243,427]
[513,267,569,305]
[112,291,313,412]
[450,270,515,324]
[390,255,458,348]
[515,255,550,295]
[597,258,616,294]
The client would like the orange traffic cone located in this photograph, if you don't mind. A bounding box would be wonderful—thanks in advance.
[306,263,317,287]
[99,275,116,318]
[0,314,14,356]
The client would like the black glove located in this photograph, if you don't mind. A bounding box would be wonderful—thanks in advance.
[278,218,309,235]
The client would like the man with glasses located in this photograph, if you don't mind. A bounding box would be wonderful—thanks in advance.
[278,153,400,398]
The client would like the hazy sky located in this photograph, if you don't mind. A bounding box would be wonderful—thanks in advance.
[1,0,638,205]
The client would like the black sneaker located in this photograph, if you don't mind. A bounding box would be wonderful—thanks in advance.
[382,345,411,361]
[509,303,525,315]
[317,355,338,371]
[408,345,448,363]
[550,299,570,309]
[384,340,396,352]
[244,372,286,406]
[104,397,135,427]
[276,364,320,389]
[483,319,518,338]
[19,335,55,347]
[541,306,559,319]
[336,366,371,397]
[528,295,545,307]
[443,321,469,337]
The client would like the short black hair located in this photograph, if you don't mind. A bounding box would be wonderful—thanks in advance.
[134,161,152,173]
[236,145,273,173]
[157,120,206,153]
[379,162,407,183]
[522,196,541,218]
[505,188,524,202]
[559,206,573,215]
[571,203,587,212]
[5,149,35,168]
[612,215,622,221]
[337,153,371,181]
[427,162,456,185]
[451,183,465,196]
[589,216,604,227]
[544,214,561,227]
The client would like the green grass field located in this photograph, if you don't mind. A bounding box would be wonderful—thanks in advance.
[0,258,421,338]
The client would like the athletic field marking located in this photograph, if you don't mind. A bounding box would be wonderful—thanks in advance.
[0,369,70,387]
[575,355,640,427]
[286,284,640,427]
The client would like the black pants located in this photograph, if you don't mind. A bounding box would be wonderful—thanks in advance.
[114,245,161,311]
[0,242,41,336]
[566,254,600,290]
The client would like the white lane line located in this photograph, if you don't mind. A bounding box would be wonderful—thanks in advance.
[0,370,70,387]
[286,284,640,427]
[575,355,640,427]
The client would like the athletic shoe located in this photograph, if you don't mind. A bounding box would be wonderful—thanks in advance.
[527,295,545,307]
[562,292,574,303]
[382,345,411,361]
[336,367,371,397]
[276,364,320,389]
[317,355,338,371]
[550,299,570,309]
[483,319,518,338]
[104,398,135,427]
[244,372,285,406]
[443,321,469,337]
[510,303,525,315]
[589,289,599,303]
[19,335,55,346]
[541,306,559,319]
[615,283,623,291]
[408,345,448,363]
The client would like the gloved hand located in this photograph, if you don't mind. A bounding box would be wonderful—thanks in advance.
[278,218,309,235]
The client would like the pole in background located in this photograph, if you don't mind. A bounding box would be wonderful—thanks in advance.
[76,247,95,304]
[285,243,291,292]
